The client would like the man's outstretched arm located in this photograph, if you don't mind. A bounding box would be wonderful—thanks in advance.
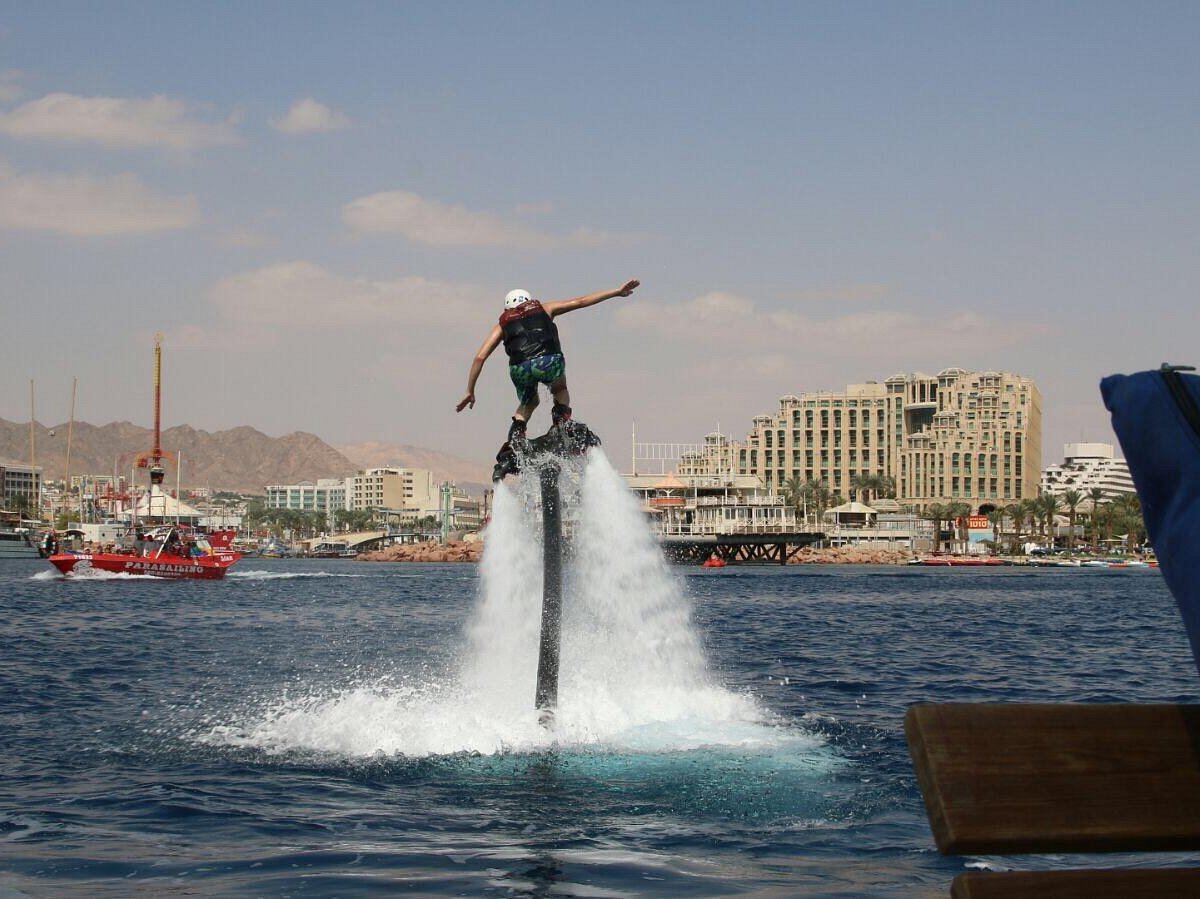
[543,279,640,317]
[456,325,503,412]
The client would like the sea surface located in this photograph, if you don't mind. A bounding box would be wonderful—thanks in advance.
[2,548,1198,895]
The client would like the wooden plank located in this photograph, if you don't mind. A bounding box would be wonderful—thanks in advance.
[906,703,1200,854]
[951,868,1200,899]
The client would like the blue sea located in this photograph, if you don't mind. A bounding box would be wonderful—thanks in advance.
[1,557,1196,897]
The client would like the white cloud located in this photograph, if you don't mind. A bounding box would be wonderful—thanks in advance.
[207,260,482,330]
[270,97,351,134]
[0,92,239,149]
[0,162,199,235]
[0,69,23,103]
[342,190,632,249]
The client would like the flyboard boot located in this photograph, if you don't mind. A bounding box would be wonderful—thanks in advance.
[492,417,532,482]
[545,403,601,457]
[493,412,602,481]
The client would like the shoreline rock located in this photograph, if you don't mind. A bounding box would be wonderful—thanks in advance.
[786,546,912,565]
[357,540,481,563]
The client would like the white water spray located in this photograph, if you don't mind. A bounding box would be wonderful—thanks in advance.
[205,449,819,758]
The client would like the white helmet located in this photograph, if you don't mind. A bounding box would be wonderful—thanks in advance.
[504,288,532,310]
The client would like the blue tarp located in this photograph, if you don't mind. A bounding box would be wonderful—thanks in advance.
[1102,367,1200,675]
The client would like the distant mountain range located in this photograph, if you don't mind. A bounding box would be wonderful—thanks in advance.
[0,419,491,495]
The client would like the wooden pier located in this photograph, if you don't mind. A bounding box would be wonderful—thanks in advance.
[661,532,824,565]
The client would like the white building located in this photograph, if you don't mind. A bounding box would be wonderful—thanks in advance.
[1040,443,1135,500]
[265,478,351,513]
[625,470,797,536]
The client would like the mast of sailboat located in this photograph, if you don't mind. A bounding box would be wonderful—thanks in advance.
[151,333,165,488]
[29,380,38,520]
[134,334,168,523]
[63,377,77,524]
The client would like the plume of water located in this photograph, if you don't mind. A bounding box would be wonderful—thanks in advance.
[460,449,764,746]
[205,448,807,757]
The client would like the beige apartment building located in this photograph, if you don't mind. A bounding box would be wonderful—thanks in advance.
[700,369,1041,513]
[349,467,438,512]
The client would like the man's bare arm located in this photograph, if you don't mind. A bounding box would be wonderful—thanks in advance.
[543,279,640,318]
[456,325,503,412]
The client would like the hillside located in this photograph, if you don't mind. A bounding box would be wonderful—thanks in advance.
[0,419,355,494]
[0,418,492,495]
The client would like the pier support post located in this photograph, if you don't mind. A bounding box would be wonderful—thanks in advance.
[535,462,563,727]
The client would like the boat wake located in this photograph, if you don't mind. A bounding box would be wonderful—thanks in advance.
[200,450,831,764]
[50,566,163,581]
[227,569,370,581]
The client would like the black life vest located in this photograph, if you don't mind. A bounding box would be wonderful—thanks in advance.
[499,301,562,365]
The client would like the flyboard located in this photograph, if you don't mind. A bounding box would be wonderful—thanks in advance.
[493,419,601,727]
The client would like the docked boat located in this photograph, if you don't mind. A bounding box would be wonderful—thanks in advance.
[308,541,356,559]
[48,525,241,579]
[0,514,41,559]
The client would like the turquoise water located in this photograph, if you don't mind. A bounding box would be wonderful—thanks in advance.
[1,557,1194,896]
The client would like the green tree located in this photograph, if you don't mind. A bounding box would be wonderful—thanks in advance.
[987,508,1006,552]
[336,508,377,531]
[945,501,972,553]
[782,476,807,525]
[850,473,896,506]
[922,502,950,553]
[1060,489,1084,554]
[1086,488,1109,550]
[879,475,896,499]
[1015,498,1038,546]
[1110,493,1146,550]
[1036,493,1062,545]
[1002,503,1023,553]
[802,478,834,525]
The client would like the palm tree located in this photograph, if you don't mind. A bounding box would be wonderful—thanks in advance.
[802,478,834,526]
[1019,498,1039,544]
[922,502,950,553]
[1086,488,1108,551]
[1060,489,1084,554]
[879,475,897,499]
[1110,493,1146,551]
[1036,493,1062,547]
[946,501,972,553]
[782,476,807,525]
[1003,503,1023,553]
[849,474,869,504]
[987,509,1005,553]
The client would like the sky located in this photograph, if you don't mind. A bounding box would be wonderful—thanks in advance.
[1,2,1198,472]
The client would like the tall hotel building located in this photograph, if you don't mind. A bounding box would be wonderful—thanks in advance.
[696,369,1041,512]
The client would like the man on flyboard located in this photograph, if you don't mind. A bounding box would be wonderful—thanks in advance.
[456,279,641,480]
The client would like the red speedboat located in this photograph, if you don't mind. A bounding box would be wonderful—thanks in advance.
[49,526,241,580]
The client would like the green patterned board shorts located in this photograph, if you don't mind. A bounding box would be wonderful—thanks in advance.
[509,353,566,405]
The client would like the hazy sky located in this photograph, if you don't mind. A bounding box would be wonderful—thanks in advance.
[2,2,1197,471]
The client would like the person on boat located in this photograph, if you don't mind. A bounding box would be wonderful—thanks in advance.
[455,279,641,453]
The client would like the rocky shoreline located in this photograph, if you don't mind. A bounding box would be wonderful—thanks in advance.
[357,540,482,563]
[786,546,913,565]
[356,541,913,565]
